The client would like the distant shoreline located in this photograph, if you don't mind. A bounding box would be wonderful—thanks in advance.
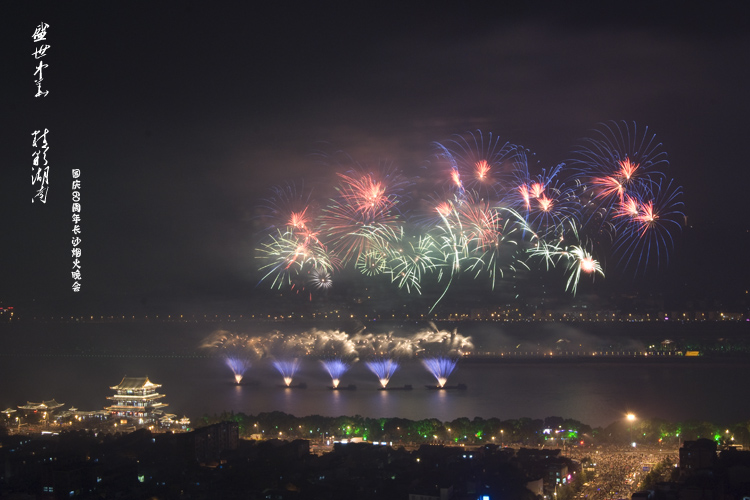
[0,351,747,364]
[460,353,747,363]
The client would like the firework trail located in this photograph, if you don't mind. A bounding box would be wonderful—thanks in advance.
[362,225,440,294]
[460,200,529,290]
[199,327,474,389]
[568,121,683,274]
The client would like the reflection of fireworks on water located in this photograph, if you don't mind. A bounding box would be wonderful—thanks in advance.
[320,359,350,388]
[421,357,458,387]
[225,357,251,384]
[365,359,399,388]
[272,359,301,387]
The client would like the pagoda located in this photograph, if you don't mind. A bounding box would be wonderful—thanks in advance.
[105,376,167,420]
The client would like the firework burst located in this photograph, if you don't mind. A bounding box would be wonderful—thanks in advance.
[433,131,518,198]
[611,179,684,273]
[256,123,683,303]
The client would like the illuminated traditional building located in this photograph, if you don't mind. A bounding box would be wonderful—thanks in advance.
[17,399,63,413]
[17,400,64,425]
[105,376,167,420]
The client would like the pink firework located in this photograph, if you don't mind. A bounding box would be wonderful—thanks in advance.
[614,194,640,220]
[474,159,491,181]
[519,184,531,209]
[433,130,518,197]
[451,170,462,189]
[337,171,394,218]
[591,175,625,201]
[617,157,639,182]
[529,182,545,199]
[288,207,312,230]
[634,200,658,237]
[320,165,407,265]
[537,194,553,212]
[435,201,453,217]
[611,179,683,274]
[580,256,597,273]
[591,158,641,202]
[260,182,318,233]
[460,197,503,249]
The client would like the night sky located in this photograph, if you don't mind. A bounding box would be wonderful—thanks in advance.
[3,2,750,316]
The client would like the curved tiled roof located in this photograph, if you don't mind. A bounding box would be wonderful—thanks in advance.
[110,377,161,390]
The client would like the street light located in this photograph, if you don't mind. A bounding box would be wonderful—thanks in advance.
[626,413,636,448]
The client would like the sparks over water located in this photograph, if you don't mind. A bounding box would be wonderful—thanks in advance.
[365,359,400,388]
[225,357,251,384]
[272,359,301,387]
[320,359,350,388]
[421,357,458,387]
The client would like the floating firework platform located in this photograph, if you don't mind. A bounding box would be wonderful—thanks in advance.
[279,383,307,389]
[425,383,467,390]
[378,384,413,391]
[328,384,357,391]
[230,380,260,387]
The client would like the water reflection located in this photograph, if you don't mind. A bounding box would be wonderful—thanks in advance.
[1,354,749,427]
